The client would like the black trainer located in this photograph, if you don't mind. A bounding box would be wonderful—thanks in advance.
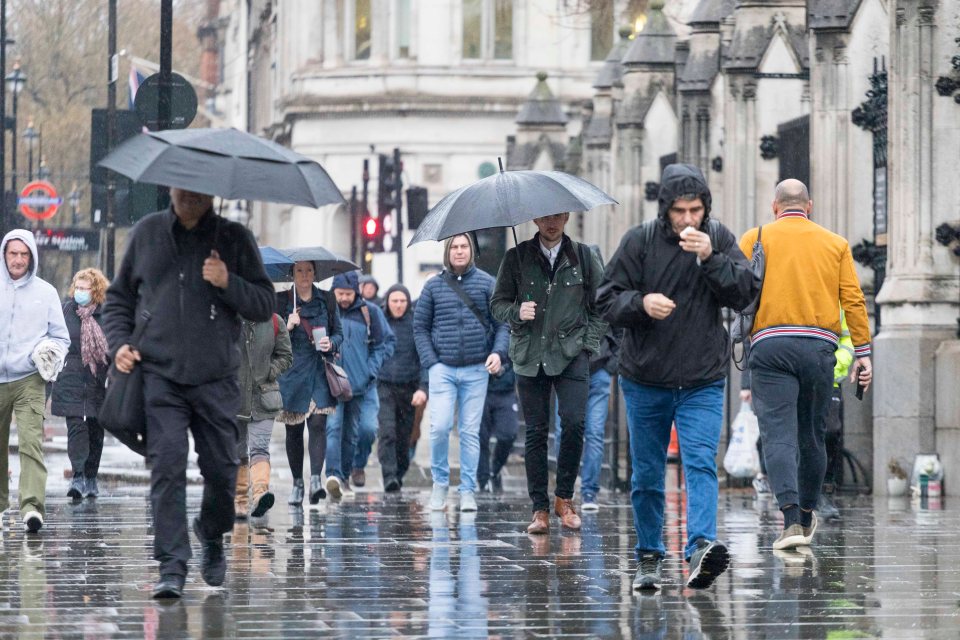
[192,517,226,587]
[152,573,185,599]
[633,552,663,591]
[686,539,729,589]
[384,477,401,493]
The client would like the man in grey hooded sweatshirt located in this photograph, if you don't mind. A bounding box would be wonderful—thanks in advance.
[0,229,70,533]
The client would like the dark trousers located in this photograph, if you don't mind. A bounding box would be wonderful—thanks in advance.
[377,381,417,485]
[477,388,519,487]
[144,372,240,578]
[66,416,104,478]
[749,337,834,510]
[822,386,844,487]
[517,351,589,512]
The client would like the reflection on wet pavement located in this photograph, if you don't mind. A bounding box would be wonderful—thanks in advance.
[0,479,957,638]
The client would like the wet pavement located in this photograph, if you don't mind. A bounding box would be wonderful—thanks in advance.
[1,442,959,638]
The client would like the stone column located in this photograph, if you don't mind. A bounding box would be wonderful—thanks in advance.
[873,1,960,492]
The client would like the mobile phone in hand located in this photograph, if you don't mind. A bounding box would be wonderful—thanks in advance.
[854,365,865,401]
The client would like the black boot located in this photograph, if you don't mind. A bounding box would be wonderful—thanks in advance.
[67,474,85,501]
[309,475,325,504]
[288,478,304,505]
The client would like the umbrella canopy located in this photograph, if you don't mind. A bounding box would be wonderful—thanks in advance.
[259,246,295,281]
[98,127,345,208]
[262,245,360,282]
[408,169,617,245]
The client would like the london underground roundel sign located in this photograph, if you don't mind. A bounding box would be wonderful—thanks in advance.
[18,181,62,221]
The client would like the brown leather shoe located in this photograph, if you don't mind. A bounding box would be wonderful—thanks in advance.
[554,497,581,530]
[350,468,366,487]
[526,510,549,534]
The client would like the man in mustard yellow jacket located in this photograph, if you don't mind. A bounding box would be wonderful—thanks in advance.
[739,179,873,552]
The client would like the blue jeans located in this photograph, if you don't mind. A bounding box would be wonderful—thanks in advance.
[352,386,380,471]
[553,368,612,498]
[428,363,488,493]
[325,391,364,482]
[621,376,724,560]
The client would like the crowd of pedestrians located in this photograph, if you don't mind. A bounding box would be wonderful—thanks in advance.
[0,163,873,601]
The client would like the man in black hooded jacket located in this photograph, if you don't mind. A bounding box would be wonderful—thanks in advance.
[377,283,426,491]
[597,164,758,592]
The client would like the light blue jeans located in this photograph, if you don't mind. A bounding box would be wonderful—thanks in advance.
[352,386,380,472]
[621,376,725,560]
[428,362,488,494]
[553,368,612,499]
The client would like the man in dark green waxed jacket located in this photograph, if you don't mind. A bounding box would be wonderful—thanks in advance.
[492,212,606,535]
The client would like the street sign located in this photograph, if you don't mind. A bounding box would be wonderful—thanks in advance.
[32,228,100,252]
[18,181,62,220]
[134,72,198,130]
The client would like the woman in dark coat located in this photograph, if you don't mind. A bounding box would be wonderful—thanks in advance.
[51,268,111,500]
[277,260,343,506]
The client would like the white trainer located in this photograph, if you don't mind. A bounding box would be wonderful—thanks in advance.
[430,484,448,511]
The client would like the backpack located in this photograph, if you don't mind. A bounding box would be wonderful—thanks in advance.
[731,226,765,370]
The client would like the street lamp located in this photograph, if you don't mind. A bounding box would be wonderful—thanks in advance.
[5,61,25,199]
[22,118,36,181]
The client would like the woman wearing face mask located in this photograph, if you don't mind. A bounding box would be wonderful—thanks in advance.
[51,268,111,500]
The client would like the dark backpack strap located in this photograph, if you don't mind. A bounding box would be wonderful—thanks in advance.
[576,241,596,307]
[442,273,492,333]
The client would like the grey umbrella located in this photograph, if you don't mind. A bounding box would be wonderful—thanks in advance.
[408,164,617,246]
[280,246,360,281]
[98,127,345,208]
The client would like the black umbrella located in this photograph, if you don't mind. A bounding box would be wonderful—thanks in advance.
[270,246,360,282]
[408,162,617,246]
[98,127,345,208]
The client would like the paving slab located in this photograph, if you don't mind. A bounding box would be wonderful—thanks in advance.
[1,438,958,638]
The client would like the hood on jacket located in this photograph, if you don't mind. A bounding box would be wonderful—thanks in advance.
[331,270,361,294]
[657,163,712,230]
[442,233,477,273]
[1,229,38,284]
[382,283,412,319]
[359,273,379,291]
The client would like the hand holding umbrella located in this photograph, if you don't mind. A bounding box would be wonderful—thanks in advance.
[202,250,229,289]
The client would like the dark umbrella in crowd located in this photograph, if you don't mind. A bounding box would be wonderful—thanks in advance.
[408,158,616,246]
[98,127,345,208]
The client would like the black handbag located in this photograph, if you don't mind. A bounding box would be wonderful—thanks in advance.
[99,310,151,456]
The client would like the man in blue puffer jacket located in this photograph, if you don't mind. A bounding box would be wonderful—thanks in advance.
[414,234,509,513]
[324,271,394,499]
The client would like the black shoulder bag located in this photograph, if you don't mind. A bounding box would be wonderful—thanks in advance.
[443,273,493,338]
[99,309,151,456]
[731,225,765,370]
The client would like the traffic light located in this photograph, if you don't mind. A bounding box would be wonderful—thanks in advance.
[377,150,403,253]
[363,214,384,253]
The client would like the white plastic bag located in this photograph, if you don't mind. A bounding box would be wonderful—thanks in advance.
[723,402,761,479]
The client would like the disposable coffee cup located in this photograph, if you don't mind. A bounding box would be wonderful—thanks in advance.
[312,326,327,350]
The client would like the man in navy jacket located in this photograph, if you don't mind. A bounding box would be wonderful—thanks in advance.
[414,234,508,513]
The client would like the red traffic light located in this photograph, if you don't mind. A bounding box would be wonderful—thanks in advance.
[364,217,379,237]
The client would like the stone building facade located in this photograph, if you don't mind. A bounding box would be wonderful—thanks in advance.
[206,0,960,492]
